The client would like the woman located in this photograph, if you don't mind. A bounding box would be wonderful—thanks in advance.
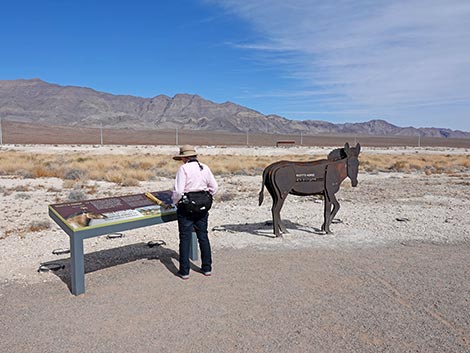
[171,145,218,279]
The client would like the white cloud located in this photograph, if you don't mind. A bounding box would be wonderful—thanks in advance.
[209,0,470,130]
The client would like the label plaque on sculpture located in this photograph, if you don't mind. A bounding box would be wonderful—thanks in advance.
[49,191,176,231]
[295,173,318,182]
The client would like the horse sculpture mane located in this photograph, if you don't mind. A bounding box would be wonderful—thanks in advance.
[328,147,347,161]
[259,142,361,237]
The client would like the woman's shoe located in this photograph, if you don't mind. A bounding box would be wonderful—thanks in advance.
[177,271,189,280]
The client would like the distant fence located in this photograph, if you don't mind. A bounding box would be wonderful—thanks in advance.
[1,119,469,148]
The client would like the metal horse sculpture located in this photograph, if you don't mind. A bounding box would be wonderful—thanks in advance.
[259,143,361,237]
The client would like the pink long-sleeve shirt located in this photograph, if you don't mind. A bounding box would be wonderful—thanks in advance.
[171,161,218,204]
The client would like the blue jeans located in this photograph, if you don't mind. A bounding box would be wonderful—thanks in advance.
[177,207,212,275]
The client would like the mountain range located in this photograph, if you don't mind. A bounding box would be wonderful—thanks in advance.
[0,78,468,138]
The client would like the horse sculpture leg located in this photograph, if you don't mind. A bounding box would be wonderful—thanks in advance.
[322,191,333,233]
[265,177,288,236]
[271,194,288,237]
[271,198,282,238]
[329,193,341,224]
[278,215,288,234]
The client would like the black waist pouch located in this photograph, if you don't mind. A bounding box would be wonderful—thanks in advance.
[179,191,213,213]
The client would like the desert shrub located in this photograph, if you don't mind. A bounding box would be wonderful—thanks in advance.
[17,169,35,178]
[104,171,123,184]
[86,184,99,195]
[216,191,237,202]
[154,159,170,169]
[27,220,51,232]
[68,190,87,201]
[424,167,436,175]
[0,186,11,196]
[64,168,87,180]
[126,169,154,181]
[62,180,76,189]
[127,160,154,169]
[389,160,408,172]
[463,157,470,168]
[102,167,153,184]
[408,163,422,171]
[32,166,59,178]
[154,168,175,178]
[359,160,375,172]
[209,157,250,175]
[13,185,30,192]
[15,192,31,199]
[120,178,140,187]
[1,229,16,239]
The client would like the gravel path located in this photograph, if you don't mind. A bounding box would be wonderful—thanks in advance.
[1,243,469,353]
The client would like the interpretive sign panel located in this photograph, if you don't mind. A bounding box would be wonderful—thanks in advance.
[49,190,176,233]
[48,190,186,296]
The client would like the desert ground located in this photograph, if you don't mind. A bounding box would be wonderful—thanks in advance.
[1,144,469,352]
[3,119,470,148]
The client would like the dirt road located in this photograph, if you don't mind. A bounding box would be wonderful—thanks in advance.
[1,242,468,353]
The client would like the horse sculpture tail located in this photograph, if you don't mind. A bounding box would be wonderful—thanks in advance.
[259,169,267,206]
[259,180,265,206]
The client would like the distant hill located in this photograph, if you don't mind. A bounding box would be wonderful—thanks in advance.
[0,78,468,138]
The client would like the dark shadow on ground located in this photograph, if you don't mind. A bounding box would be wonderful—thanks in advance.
[216,219,325,237]
[41,243,201,292]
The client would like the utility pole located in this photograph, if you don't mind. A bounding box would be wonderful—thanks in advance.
[418,134,421,147]
[0,117,3,145]
[300,131,303,145]
[246,130,249,145]
[176,127,179,145]
[100,123,103,146]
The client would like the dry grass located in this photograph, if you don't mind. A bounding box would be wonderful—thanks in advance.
[0,152,171,184]
[361,154,470,173]
[0,151,469,184]
[2,220,51,239]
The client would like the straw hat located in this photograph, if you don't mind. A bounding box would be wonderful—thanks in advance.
[173,145,197,160]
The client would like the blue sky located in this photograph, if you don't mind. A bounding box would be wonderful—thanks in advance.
[1,0,469,131]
